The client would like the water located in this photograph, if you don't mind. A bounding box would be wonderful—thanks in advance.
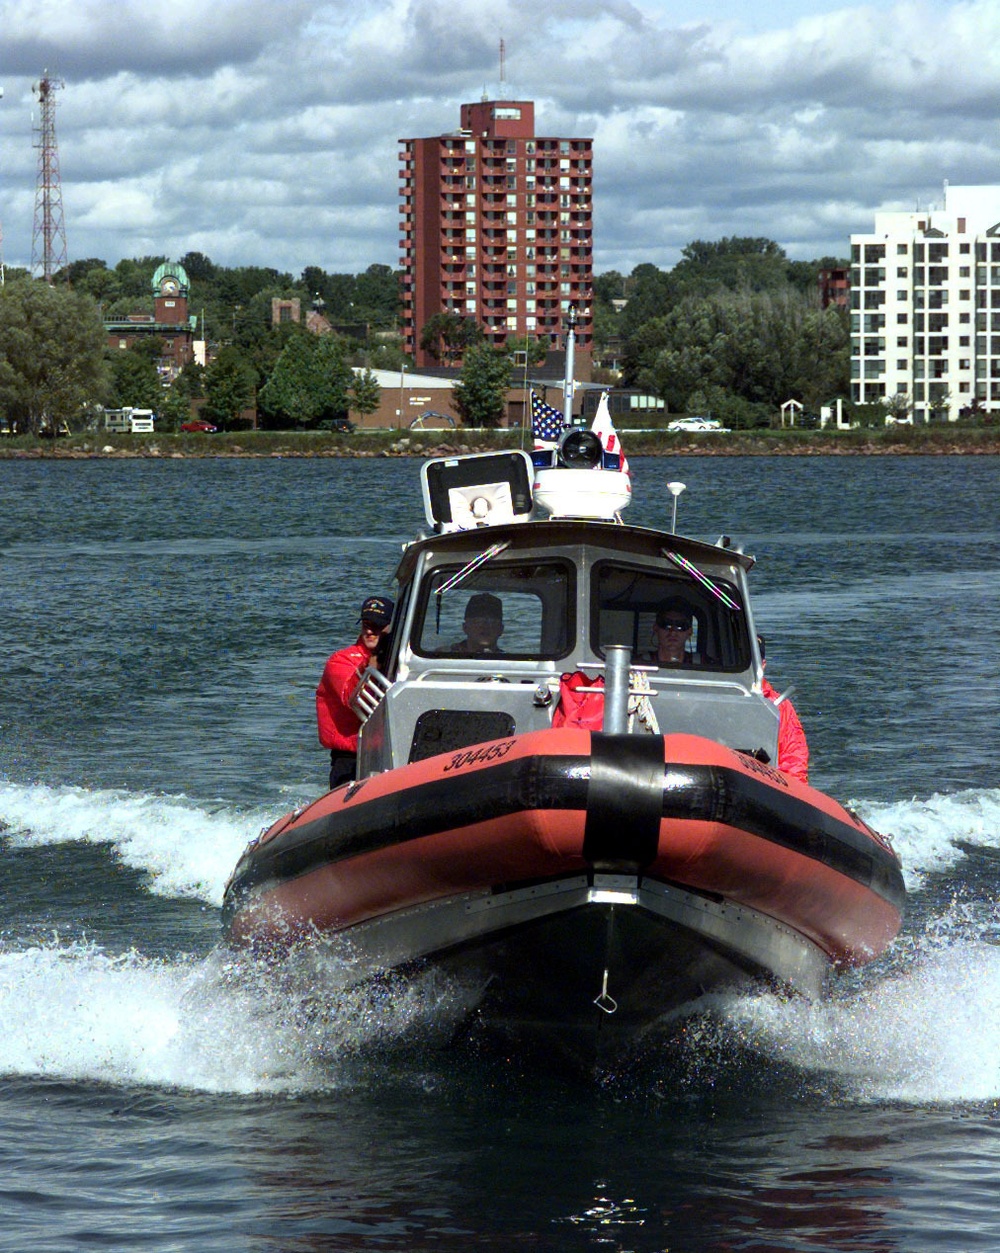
[1,454,999,1251]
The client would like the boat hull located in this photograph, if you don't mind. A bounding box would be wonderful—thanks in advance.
[222,730,904,1054]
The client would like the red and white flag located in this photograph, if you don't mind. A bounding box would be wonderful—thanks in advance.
[590,392,630,476]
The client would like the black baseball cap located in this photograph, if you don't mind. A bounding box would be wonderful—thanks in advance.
[359,596,394,627]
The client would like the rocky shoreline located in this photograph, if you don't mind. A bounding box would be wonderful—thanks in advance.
[2,431,999,459]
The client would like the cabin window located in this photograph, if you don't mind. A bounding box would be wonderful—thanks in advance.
[413,559,575,660]
[591,561,750,672]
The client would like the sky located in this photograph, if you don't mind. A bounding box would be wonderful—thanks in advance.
[1,0,997,281]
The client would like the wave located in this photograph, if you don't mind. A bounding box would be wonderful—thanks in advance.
[2,780,998,907]
[0,940,476,1095]
[707,936,1000,1104]
[2,932,997,1102]
[0,780,282,907]
[857,786,1000,891]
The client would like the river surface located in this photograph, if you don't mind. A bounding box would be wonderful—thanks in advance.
[1,454,999,1251]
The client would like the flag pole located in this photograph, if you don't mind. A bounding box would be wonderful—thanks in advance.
[562,305,577,422]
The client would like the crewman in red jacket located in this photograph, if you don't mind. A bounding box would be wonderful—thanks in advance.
[316,595,394,788]
[757,634,810,784]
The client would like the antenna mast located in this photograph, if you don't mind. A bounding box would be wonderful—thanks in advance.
[499,38,506,96]
[31,72,67,283]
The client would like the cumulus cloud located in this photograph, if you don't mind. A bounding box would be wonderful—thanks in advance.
[0,0,996,276]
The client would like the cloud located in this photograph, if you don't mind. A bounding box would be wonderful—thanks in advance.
[0,0,997,278]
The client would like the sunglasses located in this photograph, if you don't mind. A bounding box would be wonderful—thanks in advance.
[657,620,691,631]
[361,620,385,632]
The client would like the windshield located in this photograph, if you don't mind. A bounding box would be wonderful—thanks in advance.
[591,560,750,672]
[413,559,575,660]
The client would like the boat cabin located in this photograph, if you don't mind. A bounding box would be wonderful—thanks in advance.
[354,453,778,776]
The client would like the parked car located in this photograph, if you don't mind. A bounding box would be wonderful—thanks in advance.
[666,416,731,433]
[327,417,355,433]
[180,419,218,433]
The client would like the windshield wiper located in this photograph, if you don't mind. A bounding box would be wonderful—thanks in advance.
[435,540,511,599]
[663,549,742,610]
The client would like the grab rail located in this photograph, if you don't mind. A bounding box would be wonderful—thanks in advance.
[351,668,393,722]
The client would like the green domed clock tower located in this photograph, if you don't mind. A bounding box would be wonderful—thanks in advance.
[104,259,200,379]
[152,261,190,325]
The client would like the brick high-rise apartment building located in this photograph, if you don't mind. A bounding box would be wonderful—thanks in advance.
[399,100,593,374]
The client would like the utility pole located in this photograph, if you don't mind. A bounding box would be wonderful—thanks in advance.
[0,84,5,284]
[31,72,67,283]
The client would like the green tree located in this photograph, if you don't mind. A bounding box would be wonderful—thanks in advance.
[155,385,194,432]
[0,279,109,434]
[420,312,483,365]
[173,360,206,399]
[349,368,382,426]
[202,346,256,430]
[105,348,161,411]
[619,263,674,336]
[624,289,848,424]
[452,344,512,428]
[354,264,401,327]
[504,335,549,369]
[257,332,353,428]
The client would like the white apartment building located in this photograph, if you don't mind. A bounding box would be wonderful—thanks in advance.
[851,184,1000,422]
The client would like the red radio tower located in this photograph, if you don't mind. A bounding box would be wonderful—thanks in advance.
[32,72,67,283]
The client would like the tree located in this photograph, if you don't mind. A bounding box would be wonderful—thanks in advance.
[156,385,195,432]
[623,289,849,424]
[349,368,381,426]
[452,344,512,427]
[354,264,401,327]
[256,331,353,428]
[504,335,549,370]
[202,346,256,430]
[105,347,161,411]
[419,312,483,365]
[0,279,109,434]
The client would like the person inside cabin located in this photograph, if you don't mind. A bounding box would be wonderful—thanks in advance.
[453,592,505,655]
[651,597,699,667]
[757,633,810,783]
[315,595,394,789]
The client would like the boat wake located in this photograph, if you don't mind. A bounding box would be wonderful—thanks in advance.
[698,937,1000,1104]
[0,928,997,1102]
[0,779,996,1099]
[0,940,475,1095]
[4,777,995,906]
[859,785,1000,892]
[0,779,287,907]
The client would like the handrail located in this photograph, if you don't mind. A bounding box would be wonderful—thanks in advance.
[351,668,393,722]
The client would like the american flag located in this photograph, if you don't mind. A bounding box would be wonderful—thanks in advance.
[531,390,565,448]
[591,391,630,476]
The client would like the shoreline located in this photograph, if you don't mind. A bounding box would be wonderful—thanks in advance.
[2,429,999,459]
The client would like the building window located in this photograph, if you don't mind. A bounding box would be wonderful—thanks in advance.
[897,243,908,254]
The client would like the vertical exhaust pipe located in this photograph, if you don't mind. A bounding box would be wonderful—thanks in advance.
[603,645,631,733]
